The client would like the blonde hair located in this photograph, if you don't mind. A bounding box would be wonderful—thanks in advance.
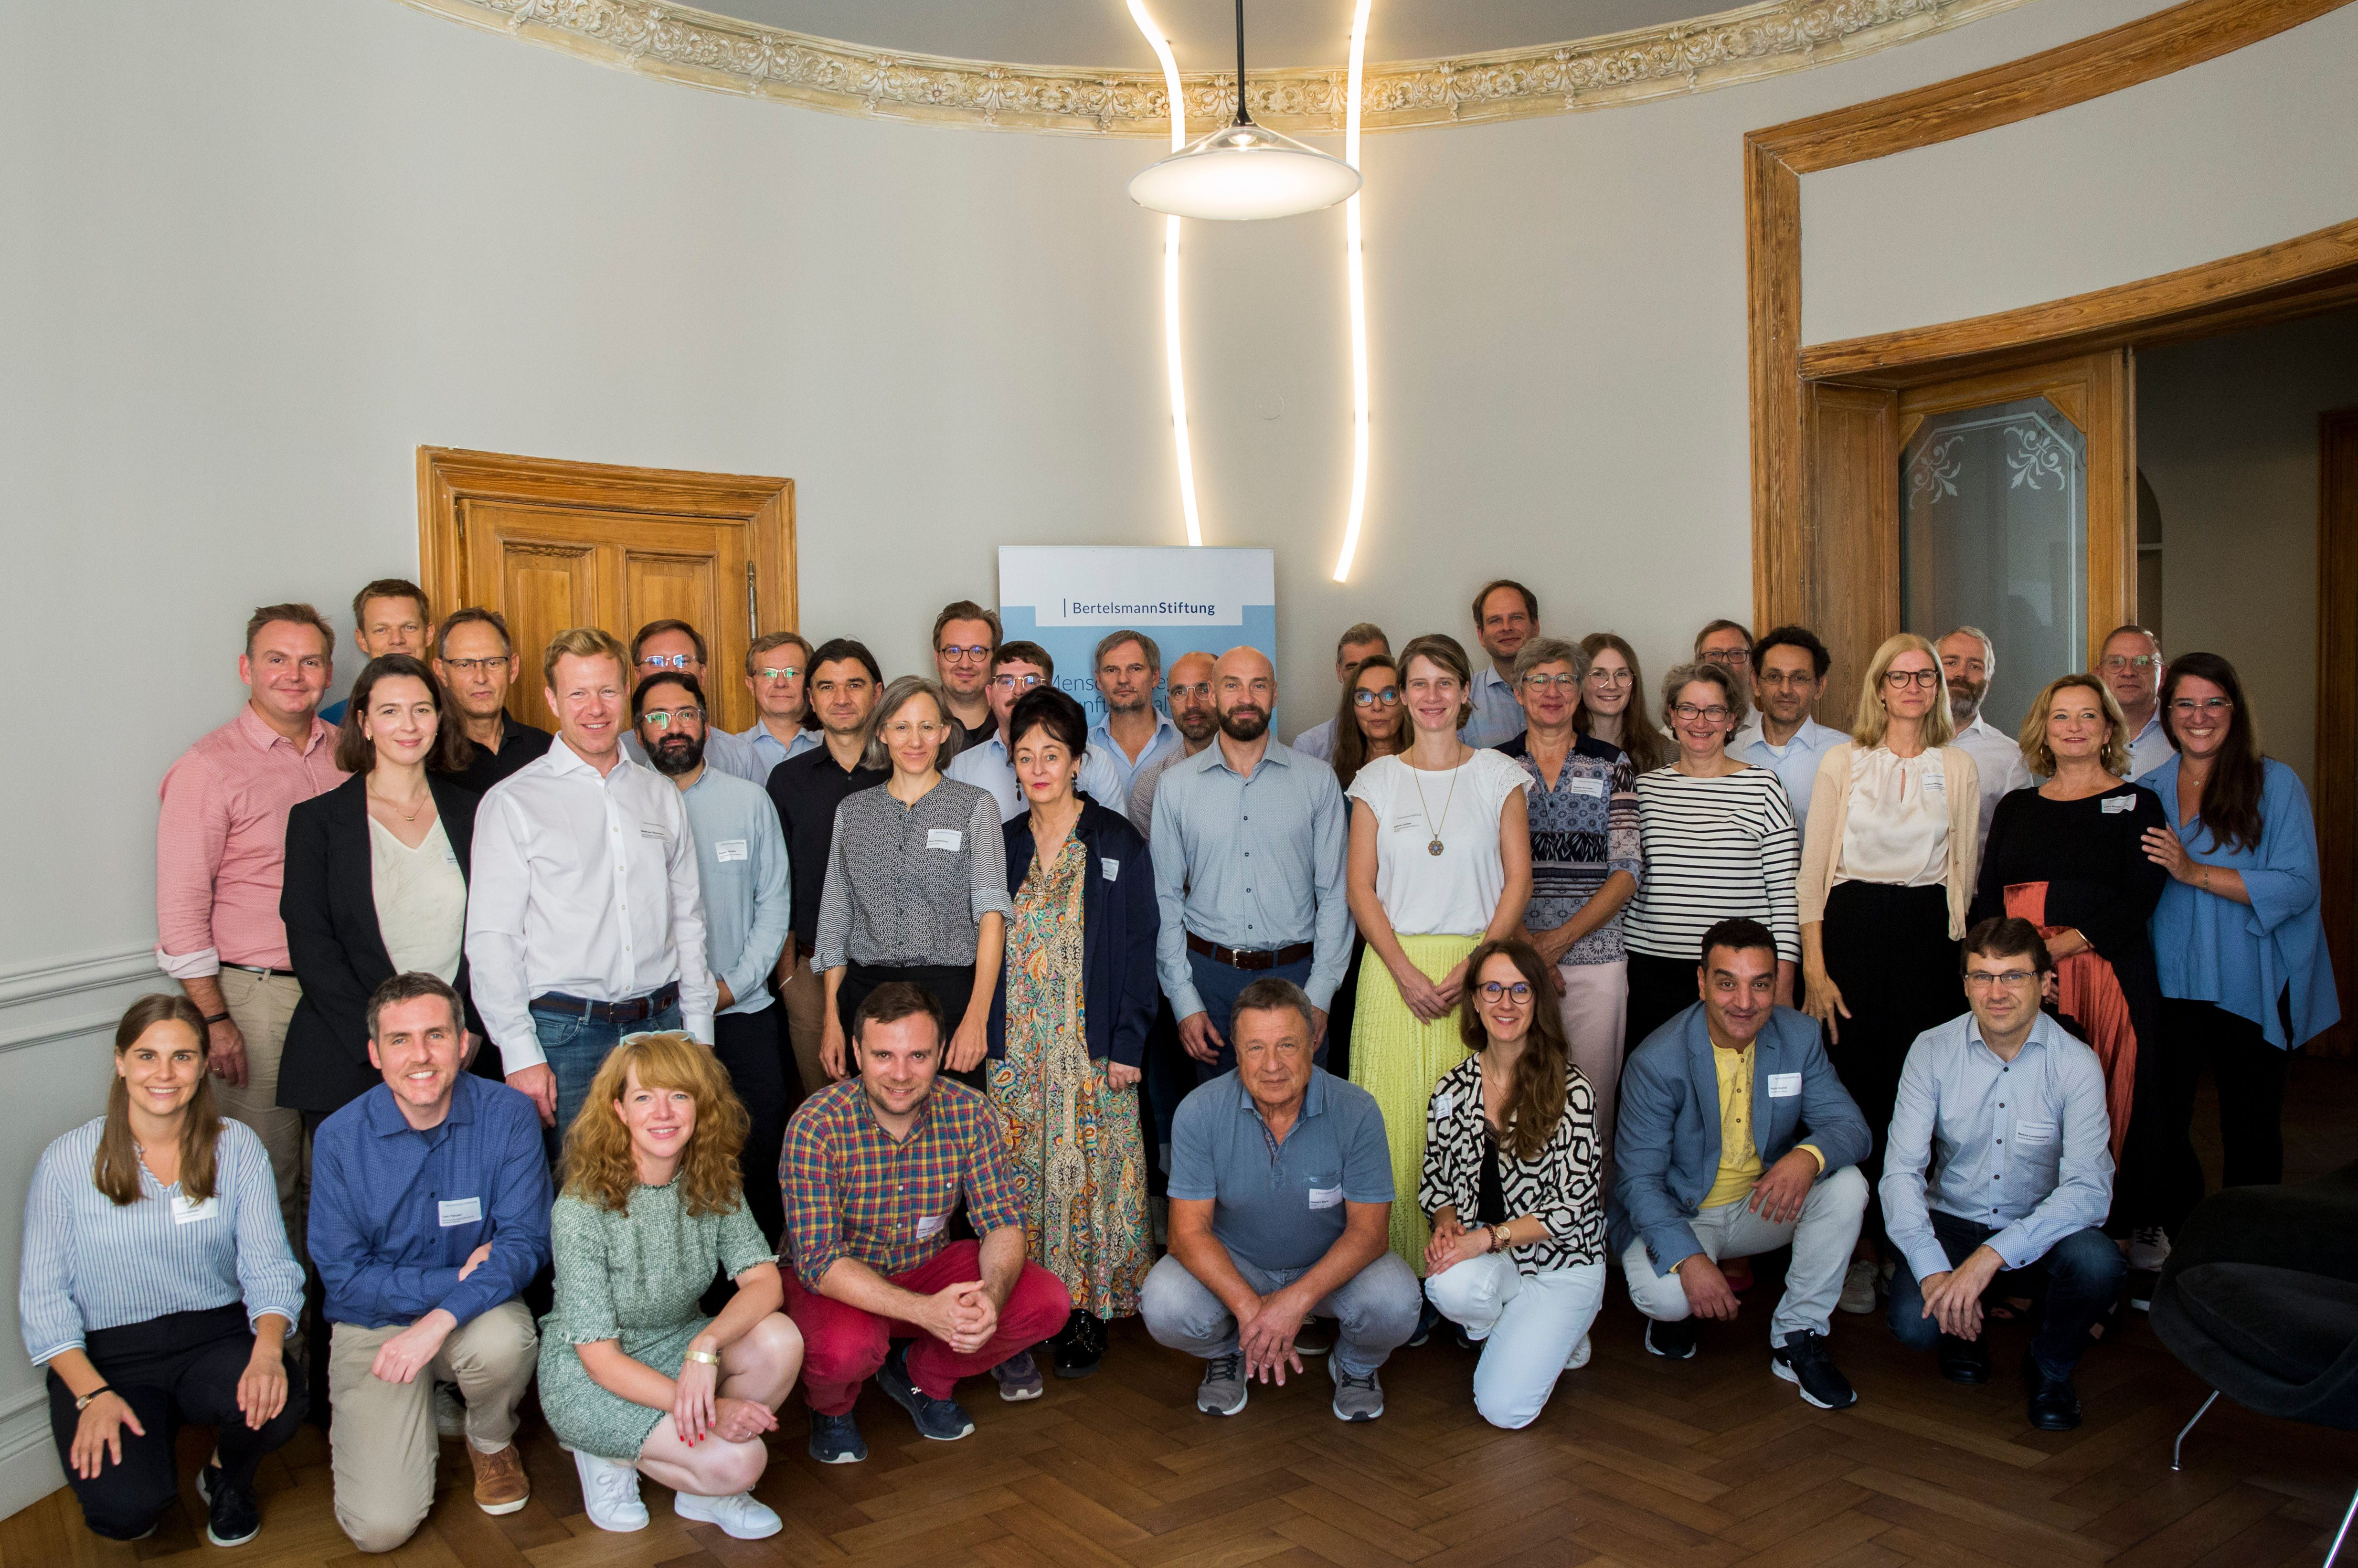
[561,1032,750,1218]
[2018,673,2131,777]
[864,676,960,772]
[542,625,631,693]
[1852,633,1956,749]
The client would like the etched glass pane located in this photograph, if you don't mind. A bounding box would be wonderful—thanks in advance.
[1901,395,2087,734]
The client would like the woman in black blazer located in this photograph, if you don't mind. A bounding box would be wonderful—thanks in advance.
[279,655,492,1121]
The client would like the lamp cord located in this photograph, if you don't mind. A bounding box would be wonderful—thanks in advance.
[1234,0,1252,124]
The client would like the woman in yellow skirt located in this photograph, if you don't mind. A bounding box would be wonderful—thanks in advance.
[1346,633,1533,1276]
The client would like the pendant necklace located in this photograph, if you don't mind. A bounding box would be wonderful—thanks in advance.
[1410,751,1463,857]
[371,782,424,824]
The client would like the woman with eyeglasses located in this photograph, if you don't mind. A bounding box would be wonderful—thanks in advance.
[1346,634,1534,1277]
[815,676,1011,1091]
[2135,653,2339,1241]
[1620,662,1799,1055]
[1419,939,1606,1428]
[1573,633,1669,774]
[1795,633,1979,1310]
[1322,653,1409,1081]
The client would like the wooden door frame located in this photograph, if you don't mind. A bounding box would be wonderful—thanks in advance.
[2318,410,2358,1058]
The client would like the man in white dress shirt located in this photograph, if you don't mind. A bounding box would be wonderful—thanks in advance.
[1937,625,2035,861]
[466,626,718,1155]
[945,641,1129,821]
[1462,584,1537,748]
[1087,630,1182,794]
[1290,623,1389,763]
[2095,625,2173,778]
[1730,625,1844,839]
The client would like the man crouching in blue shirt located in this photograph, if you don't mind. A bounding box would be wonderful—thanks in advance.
[309,973,552,1552]
[1881,917,2123,1431]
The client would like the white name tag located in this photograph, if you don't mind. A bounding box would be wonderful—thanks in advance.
[715,838,748,862]
[2101,795,2136,815]
[1923,771,1945,794]
[1101,858,1120,882]
[2016,1120,2058,1146]
[1766,1072,1802,1099]
[1566,776,1605,798]
[170,1195,218,1226]
[926,828,963,852]
[1391,816,1423,833]
[640,823,669,838]
[915,1213,948,1237]
[445,846,460,866]
[1308,1186,1344,1210]
[438,1197,483,1227]
[1432,1091,1454,1119]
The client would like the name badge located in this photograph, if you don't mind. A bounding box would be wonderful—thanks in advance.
[2015,1120,2058,1146]
[915,1213,948,1237]
[170,1195,218,1226]
[444,846,460,866]
[1566,776,1605,798]
[715,838,748,862]
[1308,1186,1344,1210]
[1101,857,1120,882]
[2101,795,2136,815]
[1766,1072,1802,1099]
[1432,1090,1454,1119]
[1923,771,1946,795]
[640,823,670,838]
[438,1197,484,1227]
[1391,816,1423,833]
[926,828,963,852]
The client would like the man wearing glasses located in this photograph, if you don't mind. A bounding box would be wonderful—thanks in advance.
[1463,583,1539,748]
[735,630,821,780]
[635,671,795,1243]
[944,642,1129,822]
[2095,625,2172,778]
[619,619,764,784]
[1693,619,1756,721]
[1290,623,1390,763]
[931,601,1002,753]
[434,609,552,795]
[1880,918,2121,1431]
[1127,651,1221,840]
[1731,626,1844,840]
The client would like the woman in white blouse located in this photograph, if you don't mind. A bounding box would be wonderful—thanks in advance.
[1796,632,1979,1308]
[1345,634,1533,1277]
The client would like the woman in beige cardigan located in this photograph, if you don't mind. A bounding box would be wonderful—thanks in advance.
[1796,632,1979,1313]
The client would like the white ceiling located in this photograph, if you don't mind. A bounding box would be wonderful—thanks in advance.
[708,1,1720,70]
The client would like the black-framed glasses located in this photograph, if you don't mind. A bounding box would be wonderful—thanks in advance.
[938,644,992,662]
[1477,981,1533,1004]
[1353,688,1402,708]
[639,707,704,730]
[1672,703,1734,722]
[1963,970,2037,991]
[1883,668,1942,689]
[1700,648,1750,666]
[754,665,803,682]
[639,652,698,671]
[439,655,512,676]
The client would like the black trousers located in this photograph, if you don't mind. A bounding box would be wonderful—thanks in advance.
[48,1305,305,1541]
[1820,882,1962,1238]
[2147,996,2297,1233]
[1623,951,1700,1059]
[713,1007,791,1245]
[839,963,981,1089]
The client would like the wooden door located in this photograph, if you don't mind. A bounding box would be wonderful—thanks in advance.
[418,450,796,734]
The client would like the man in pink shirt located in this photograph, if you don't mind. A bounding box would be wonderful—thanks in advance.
[156,603,350,1239]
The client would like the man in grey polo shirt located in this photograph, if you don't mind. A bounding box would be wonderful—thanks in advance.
[1139,979,1420,1422]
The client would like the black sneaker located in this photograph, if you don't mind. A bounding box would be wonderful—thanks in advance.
[807,1408,867,1463]
[1644,1317,1699,1360]
[1053,1311,1107,1379]
[195,1462,261,1548]
[879,1343,976,1441]
[1771,1330,1858,1410]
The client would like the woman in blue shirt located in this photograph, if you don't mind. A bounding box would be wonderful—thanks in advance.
[2136,652,2340,1239]
[19,995,305,1548]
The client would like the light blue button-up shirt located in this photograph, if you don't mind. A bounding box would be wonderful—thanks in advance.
[945,730,1131,823]
[1729,714,1846,840]
[1088,709,1182,795]
[1879,1011,2113,1283]
[734,720,820,781]
[1460,665,1525,749]
[1148,739,1351,1017]
[677,765,791,1016]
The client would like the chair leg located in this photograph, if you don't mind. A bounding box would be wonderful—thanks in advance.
[2171,1389,2220,1471]
[2325,1480,2358,1568]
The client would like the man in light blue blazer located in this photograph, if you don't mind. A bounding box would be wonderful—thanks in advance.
[1611,918,1872,1409]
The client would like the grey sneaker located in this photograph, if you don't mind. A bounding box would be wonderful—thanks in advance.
[1197,1352,1248,1416]
[990,1350,1045,1402]
[1328,1356,1384,1422]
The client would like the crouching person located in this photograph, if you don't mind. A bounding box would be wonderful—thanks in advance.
[1142,978,1421,1421]
[310,974,549,1552]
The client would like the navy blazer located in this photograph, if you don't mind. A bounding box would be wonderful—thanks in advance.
[986,798,1161,1069]
[1607,1001,1869,1271]
[278,772,492,1117]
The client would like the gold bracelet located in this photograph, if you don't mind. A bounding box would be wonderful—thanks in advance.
[682,1348,721,1367]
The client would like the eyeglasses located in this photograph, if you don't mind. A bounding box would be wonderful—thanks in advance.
[1585,668,1633,687]
[1169,682,1213,700]
[1700,648,1750,665]
[754,665,803,682]
[440,656,512,676]
[2101,654,2159,672]
[639,707,703,730]
[1520,673,1579,692]
[1672,703,1734,723]
[2169,697,2233,716]
[1883,668,1942,689]
[1962,970,2038,991]
[1353,688,1402,708]
[938,645,992,662]
[1477,981,1534,1004]
[639,653,699,671]
[989,673,1045,690]
[1757,671,1817,689]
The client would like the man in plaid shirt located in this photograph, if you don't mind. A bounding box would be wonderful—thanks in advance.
[779,983,1071,1463]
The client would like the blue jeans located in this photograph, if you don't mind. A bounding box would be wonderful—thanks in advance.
[1885,1210,2125,1380]
[531,1002,683,1162]
[1183,950,1319,1083]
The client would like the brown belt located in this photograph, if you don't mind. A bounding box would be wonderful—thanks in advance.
[1186,932,1315,971]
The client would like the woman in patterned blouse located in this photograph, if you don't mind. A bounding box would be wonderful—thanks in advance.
[1418,940,1607,1430]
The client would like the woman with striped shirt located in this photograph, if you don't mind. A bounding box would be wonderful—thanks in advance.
[1620,663,1800,1056]
[20,995,305,1548]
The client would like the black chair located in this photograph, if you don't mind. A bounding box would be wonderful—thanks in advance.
[2149,1159,2358,1565]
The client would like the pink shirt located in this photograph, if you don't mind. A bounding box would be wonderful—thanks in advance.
[155,706,348,976]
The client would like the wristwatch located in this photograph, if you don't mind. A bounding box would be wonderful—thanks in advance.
[75,1386,114,1412]
[1488,1223,1513,1254]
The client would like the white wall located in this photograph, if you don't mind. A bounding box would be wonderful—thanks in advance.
[1799,3,2358,346]
[0,0,2193,1517]
[2140,308,2358,795]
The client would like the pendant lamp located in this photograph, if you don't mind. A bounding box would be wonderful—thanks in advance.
[1126,0,1361,221]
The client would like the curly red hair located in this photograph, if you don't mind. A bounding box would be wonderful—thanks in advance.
[560,1032,750,1218]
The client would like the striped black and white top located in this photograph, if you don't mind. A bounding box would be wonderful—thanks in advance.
[18,1117,304,1364]
[1621,766,1801,964]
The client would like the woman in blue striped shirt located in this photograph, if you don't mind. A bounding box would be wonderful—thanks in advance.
[19,995,305,1548]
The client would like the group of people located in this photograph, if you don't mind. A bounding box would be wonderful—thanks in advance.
[19,574,2339,1551]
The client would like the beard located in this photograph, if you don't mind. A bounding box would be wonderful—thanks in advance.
[1218,705,1268,742]
[1174,709,1219,742]
[1948,677,1986,723]
[646,732,706,776]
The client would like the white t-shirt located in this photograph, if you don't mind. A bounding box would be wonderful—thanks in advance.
[1345,750,1530,937]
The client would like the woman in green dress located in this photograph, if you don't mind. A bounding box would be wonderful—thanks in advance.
[540,1032,804,1542]
[985,688,1157,1378]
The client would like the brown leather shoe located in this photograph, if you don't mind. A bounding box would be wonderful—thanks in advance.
[468,1442,530,1515]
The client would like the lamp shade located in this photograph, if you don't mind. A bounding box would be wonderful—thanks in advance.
[1127,120,1361,221]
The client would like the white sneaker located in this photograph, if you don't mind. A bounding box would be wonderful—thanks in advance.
[433,1381,465,1440]
[573,1449,649,1533]
[675,1489,783,1540]
[2128,1227,2172,1271]
[1838,1259,1880,1315]
[1563,1334,1592,1371]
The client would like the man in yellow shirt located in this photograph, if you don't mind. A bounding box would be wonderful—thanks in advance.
[1611,919,1872,1409]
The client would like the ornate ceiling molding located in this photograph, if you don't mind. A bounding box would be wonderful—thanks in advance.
[397,0,2040,135]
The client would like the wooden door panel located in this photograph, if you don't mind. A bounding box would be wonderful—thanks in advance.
[1807,383,1899,730]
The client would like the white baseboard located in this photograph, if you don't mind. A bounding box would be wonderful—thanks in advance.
[0,1388,64,1523]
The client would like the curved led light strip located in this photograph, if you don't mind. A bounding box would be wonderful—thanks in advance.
[1127,0,1204,547]
[1331,0,1373,582]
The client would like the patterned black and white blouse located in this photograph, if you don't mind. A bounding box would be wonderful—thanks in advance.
[1417,1054,1606,1275]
